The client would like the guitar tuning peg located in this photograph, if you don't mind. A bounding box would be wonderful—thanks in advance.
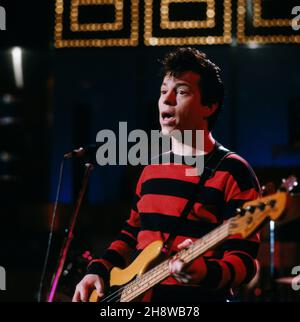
[236,208,246,216]
[258,202,266,211]
[245,205,256,213]
[268,199,276,208]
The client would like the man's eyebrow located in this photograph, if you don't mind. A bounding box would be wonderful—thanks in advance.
[160,82,191,88]
[174,82,191,88]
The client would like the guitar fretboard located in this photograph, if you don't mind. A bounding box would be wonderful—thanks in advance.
[121,220,231,302]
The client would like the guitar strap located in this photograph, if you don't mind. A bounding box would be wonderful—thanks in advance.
[162,142,235,256]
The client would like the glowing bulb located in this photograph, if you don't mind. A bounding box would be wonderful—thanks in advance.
[11,47,24,88]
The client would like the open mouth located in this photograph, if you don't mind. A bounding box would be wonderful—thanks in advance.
[161,111,176,125]
[162,111,175,120]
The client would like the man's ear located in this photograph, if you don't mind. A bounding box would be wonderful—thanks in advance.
[202,103,219,118]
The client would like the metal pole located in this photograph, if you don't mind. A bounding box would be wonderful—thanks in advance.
[47,163,94,302]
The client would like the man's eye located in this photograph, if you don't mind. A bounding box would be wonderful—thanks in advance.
[178,90,187,95]
[160,90,167,94]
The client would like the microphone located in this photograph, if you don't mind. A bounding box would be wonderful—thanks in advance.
[64,144,100,159]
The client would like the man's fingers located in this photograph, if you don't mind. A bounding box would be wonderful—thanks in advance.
[72,275,104,302]
[80,287,89,302]
[95,280,105,298]
[177,239,193,250]
[169,258,184,274]
[169,257,192,284]
[72,289,81,302]
[173,272,192,284]
[73,285,89,302]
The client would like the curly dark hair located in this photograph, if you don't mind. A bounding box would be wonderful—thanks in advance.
[160,47,224,131]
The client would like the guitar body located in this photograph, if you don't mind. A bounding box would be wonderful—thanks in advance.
[89,240,164,302]
[87,178,296,303]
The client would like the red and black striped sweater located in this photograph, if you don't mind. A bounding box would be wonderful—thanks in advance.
[87,147,261,302]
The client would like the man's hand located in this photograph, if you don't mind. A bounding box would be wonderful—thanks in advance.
[168,239,193,283]
[72,274,105,302]
[168,239,207,284]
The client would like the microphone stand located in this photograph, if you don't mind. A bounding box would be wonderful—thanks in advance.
[47,162,94,302]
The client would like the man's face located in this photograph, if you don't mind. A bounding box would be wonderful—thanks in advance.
[158,71,209,135]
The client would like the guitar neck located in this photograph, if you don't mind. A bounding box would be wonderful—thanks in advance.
[120,220,231,302]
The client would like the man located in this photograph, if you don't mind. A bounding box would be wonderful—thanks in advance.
[72,47,260,302]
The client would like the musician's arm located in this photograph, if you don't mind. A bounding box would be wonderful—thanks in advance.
[85,208,141,286]
[172,155,261,289]
[84,169,145,286]
[73,169,144,301]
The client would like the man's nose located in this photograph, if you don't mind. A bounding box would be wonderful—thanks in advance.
[164,90,176,106]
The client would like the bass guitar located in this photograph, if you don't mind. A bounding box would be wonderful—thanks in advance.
[89,176,297,302]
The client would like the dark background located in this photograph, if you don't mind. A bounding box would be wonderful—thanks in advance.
[0,0,300,302]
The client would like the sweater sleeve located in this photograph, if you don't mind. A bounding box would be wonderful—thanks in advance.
[184,155,261,290]
[86,169,144,286]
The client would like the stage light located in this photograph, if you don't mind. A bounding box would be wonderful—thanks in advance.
[160,0,216,30]
[11,47,24,89]
[247,42,260,49]
[145,0,232,46]
[55,0,139,47]
[237,0,300,44]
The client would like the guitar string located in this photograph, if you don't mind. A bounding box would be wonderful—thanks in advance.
[96,196,274,302]
[99,222,230,302]
[121,201,278,302]
[100,151,279,301]
[120,225,230,302]
[112,232,229,302]
[101,259,170,302]
[102,223,230,302]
